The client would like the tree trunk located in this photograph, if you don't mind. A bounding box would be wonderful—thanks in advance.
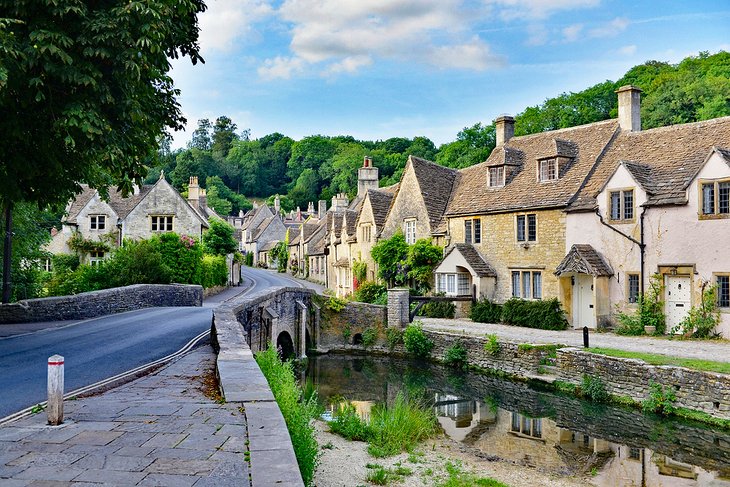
[2,201,13,303]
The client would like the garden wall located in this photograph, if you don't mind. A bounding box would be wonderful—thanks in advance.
[0,284,202,323]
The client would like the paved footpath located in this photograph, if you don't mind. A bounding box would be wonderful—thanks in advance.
[421,317,730,363]
[0,345,251,486]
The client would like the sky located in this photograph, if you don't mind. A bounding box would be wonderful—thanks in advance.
[169,0,730,149]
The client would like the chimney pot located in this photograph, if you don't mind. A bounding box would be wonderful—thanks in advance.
[615,85,642,132]
[495,114,515,146]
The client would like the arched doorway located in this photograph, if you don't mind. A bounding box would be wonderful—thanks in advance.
[276,331,295,360]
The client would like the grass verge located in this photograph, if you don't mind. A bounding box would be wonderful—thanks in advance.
[255,346,320,486]
[587,347,730,374]
[436,461,510,487]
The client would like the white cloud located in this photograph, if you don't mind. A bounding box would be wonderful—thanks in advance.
[588,17,629,38]
[260,0,504,77]
[618,44,637,56]
[257,56,305,80]
[562,23,584,42]
[484,0,600,21]
[197,0,273,53]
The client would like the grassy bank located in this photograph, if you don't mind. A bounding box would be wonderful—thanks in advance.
[588,347,730,374]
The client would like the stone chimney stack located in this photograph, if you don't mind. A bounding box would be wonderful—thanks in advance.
[318,200,327,220]
[616,85,642,132]
[307,201,315,215]
[188,176,200,209]
[495,115,515,146]
[331,193,349,212]
[274,195,281,214]
[357,156,379,198]
[296,206,302,221]
[199,188,207,211]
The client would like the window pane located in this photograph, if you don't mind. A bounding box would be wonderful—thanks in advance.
[623,190,634,220]
[465,220,472,244]
[702,183,715,214]
[718,276,730,308]
[474,219,481,244]
[512,271,520,297]
[719,182,730,214]
[522,416,531,435]
[522,271,531,299]
[628,274,639,304]
[527,214,537,241]
[447,274,455,294]
[532,419,542,438]
[610,191,621,219]
[516,216,525,241]
[511,413,520,432]
[458,273,470,295]
[532,272,542,299]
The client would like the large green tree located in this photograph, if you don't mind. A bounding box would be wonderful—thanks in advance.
[0,0,205,300]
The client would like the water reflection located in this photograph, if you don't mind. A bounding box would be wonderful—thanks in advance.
[305,354,730,486]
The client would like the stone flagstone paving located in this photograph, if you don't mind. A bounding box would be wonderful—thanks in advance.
[0,346,252,486]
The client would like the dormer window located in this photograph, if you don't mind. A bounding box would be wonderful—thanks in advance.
[488,166,505,187]
[700,180,730,217]
[609,189,634,222]
[538,158,558,182]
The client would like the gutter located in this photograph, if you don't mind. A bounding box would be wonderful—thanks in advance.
[595,206,647,295]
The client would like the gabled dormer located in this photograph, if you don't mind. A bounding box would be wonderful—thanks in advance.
[536,139,577,183]
[486,147,524,188]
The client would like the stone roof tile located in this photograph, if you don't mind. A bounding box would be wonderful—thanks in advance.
[410,156,459,228]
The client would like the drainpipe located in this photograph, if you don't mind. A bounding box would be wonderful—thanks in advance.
[594,207,647,295]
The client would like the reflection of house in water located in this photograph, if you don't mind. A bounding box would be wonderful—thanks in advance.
[594,445,730,487]
[432,394,497,443]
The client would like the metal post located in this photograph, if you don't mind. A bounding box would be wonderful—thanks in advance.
[583,326,589,349]
[47,354,64,425]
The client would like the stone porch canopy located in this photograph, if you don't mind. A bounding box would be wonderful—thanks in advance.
[434,244,497,298]
[555,244,614,277]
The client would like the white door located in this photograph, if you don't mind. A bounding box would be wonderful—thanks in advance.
[665,275,691,332]
[572,274,596,329]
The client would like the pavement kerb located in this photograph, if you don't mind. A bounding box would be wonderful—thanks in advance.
[212,291,305,487]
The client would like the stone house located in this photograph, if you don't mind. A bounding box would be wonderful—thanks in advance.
[564,86,730,333]
[351,185,397,282]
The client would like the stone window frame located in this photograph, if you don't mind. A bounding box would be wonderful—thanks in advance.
[515,213,537,243]
[464,218,481,244]
[89,214,106,231]
[150,214,174,232]
[698,178,730,220]
[404,218,417,244]
[626,272,640,305]
[488,166,505,188]
[510,269,542,300]
[607,187,636,223]
[537,158,558,182]
[361,224,372,243]
[89,250,105,266]
[714,273,730,309]
[509,412,544,440]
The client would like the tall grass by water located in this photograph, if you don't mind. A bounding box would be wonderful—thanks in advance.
[255,346,320,486]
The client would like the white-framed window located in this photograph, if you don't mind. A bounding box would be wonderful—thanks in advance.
[516,214,537,242]
[510,413,542,438]
[151,215,174,232]
[89,251,105,266]
[42,259,52,272]
[700,179,730,217]
[90,214,106,231]
[464,218,481,244]
[511,270,542,299]
[436,272,471,296]
[627,273,640,304]
[609,189,634,221]
[488,166,505,187]
[404,219,416,244]
[538,158,558,182]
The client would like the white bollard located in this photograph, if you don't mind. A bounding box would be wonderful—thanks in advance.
[47,354,64,425]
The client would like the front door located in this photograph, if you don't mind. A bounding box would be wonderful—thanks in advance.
[665,275,691,333]
[572,274,595,328]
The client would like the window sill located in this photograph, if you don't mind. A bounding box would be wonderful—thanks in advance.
[698,213,730,220]
[508,432,546,442]
[607,218,636,224]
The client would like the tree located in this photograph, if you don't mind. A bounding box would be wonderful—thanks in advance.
[406,239,443,291]
[0,0,205,300]
[190,118,213,150]
[205,186,232,216]
[212,115,238,159]
[203,218,238,256]
[371,233,409,286]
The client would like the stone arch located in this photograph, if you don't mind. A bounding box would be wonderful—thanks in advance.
[276,331,295,360]
[352,333,364,345]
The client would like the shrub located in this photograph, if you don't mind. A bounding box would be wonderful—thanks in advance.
[342,323,352,342]
[330,402,370,441]
[155,233,203,285]
[673,283,721,338]
[352,260,367,283]
[255,346,320,486]
[362,327,378,347]
[581,374,609,403]
[367,392,438,457]
[354,281,387,304]
[244,251,254,267]
[386,328,403,350]
[443,342,468,369]
[616,273,665,335]
[403,322,434,358]
[421,294,456,319]
[501,298,568,330]
[470,298,503,323]
[105,239,172,287]
[51,254,80,273]
[201,254,228,288]
[642,381,676,416]
[484,334,500,355]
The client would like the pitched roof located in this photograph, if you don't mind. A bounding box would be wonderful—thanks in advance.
[65,186,98,223]
[250,216,276,242]
[555,244,613,277]
[409,156,459,229]
[344,210,358,237]
[442,244,497,277]
[446,119,619,216]
[569,117,730,210]
[65,184,161,223]
[367,187,396,230]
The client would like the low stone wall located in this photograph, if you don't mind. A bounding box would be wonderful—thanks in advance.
[0,284,203,323]
[557,347,730,418]
[317,299,387,351]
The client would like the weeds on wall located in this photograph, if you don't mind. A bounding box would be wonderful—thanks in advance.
[403,321,434,358]
[642,381,677,416]
[386,328,403,350]
[443,342,468,369]
[581,374,609,403]
[362,327,378,347]
[483,334,500,356]
[673,282,721,338]
[326,296,348,312]
[616,273,665,335]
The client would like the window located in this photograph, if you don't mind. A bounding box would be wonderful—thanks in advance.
[151,215,173,232]
[538,158,558,182]
[717,275,730,308]
[362,225,372,243]
[701,180,730,217]
[516,214,537,242]
[489,166,504,187]
[629,448,642,461]
[510,413,542,438]
[437,272,471,296]
[627,273,640,304]
[458,274,470,296]
[511,270,542,299]
[404,219,416,244]
[89,251,105,266]
[464,218,481,244]
[43,259,51,272]
[90,215,106,230]
[447,274,455,294]
[609,189,635,222]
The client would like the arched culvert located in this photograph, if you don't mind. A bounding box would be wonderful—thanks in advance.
[352,333,363,345]
[276,331,295,360]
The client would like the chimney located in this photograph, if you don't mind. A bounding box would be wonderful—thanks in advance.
[188,176,200,209]
[239,210,244,217]
[318,200,327,219]
[296,206,302,221]
[332,193,349,212]
[199,188,207,211]
[495,115,514,146]
[307,201,315,215]
[274,195,281,214]
[615,85,642,132]
[357,156,379,198]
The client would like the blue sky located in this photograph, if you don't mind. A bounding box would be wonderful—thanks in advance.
[169,0,730,149]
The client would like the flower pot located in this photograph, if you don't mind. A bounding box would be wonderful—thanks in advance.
[644,325,656,335]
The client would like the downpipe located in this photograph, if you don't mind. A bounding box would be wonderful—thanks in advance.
[595,207,647,295]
